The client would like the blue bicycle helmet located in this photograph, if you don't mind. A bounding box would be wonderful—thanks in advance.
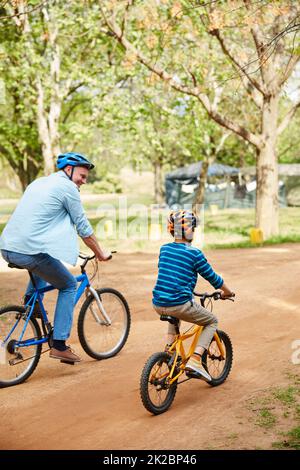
[56,152,95,170]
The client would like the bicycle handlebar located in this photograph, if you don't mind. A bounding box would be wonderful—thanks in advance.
[79,254,95,260]
[79,251,117,269]
[194,291,235,302]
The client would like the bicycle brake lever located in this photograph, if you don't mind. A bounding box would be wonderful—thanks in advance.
[219,294,235,301]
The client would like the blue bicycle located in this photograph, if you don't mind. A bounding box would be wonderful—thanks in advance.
[0,253,131,388]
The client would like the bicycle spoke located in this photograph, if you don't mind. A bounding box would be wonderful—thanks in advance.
[78,288,130,359]
[207,340,226,378]
[202,330,233,385]
[0,308,42,387]
[140,352,178,414]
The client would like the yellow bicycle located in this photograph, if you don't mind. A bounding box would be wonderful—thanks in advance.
[140,291,234,415]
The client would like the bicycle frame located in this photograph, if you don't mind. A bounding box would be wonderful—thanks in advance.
[166,326,225,385]
[3,270,111,349]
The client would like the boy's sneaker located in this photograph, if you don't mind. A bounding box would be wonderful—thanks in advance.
[185,355,211,382]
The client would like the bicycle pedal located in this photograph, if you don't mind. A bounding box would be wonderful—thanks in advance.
[185,370,201,379]
[60,360,75,365]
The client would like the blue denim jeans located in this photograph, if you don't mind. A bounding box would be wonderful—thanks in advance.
[1,250,77,341]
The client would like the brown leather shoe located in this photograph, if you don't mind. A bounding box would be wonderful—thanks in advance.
[49,346,81,363]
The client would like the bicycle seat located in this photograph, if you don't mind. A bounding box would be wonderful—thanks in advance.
[160,315,179,326]
[8,263,25,270]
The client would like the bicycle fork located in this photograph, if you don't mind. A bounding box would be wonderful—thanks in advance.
[86,287,112,326]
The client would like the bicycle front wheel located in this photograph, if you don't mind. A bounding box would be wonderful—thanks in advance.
[0,305,42,388]
[78,288,131,360]
[140,352,178,415]
[202,329,233,386]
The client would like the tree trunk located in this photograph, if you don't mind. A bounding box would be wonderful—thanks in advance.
[3,152,40,191]
[193,159,210,212]
[192,130,230,212]
[256,94,279,238]
[153,160,164,204]
[36,78,54,175]
[36,25,62,176]
[48,40,61,158]
[18,166,33,192]
[49,98,61,158]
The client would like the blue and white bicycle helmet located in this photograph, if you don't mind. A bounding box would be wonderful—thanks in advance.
[56,152,95,170]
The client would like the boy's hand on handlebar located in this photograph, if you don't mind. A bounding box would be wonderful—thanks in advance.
[220,291,235,300]
[220,282,235,299]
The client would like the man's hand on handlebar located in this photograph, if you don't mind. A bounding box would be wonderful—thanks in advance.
[96,249,117,262]
[96,250,112,262]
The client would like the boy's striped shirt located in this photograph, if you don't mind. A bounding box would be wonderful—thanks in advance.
[152,242,223,307]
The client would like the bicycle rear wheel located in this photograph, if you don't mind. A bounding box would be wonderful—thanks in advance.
[202,329,233,386]
[78,288,131,360]
[0,305,42,388]
[140,352,178,415]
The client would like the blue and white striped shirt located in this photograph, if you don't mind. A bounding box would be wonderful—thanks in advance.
[152,242,223,307]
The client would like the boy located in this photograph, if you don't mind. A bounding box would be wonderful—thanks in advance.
[152,210,234,381]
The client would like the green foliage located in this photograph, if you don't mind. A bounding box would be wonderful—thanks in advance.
[86,174,123,194]
[0,0,299,199]
[0,1,124,187]
[278,112,300,164]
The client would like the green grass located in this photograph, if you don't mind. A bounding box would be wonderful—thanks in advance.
[247,374,300,449]
[273,386,298,405]
[256,409,277,429]
[209,234,300,249]
[272,426,300,450]
[204,207,300,248]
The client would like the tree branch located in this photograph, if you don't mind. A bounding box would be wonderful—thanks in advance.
[215,131,231,154]
[62,97,92,124]
[243,0,269,84]
[210,28,265,96]
[278,136,300,158]
[120,0,134,39]
[99,4,261,148]
[277,53,300,89]
[64,81,86,99]
[0,0,47,24]
[239,73,263,109]
[278,99,300,135]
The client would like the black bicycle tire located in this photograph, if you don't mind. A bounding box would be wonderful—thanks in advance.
[140,351,178,415]
[0,305,42,388]
[77,287,131,360]
[202,329,233,387]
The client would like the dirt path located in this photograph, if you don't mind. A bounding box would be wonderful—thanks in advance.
[0,245,299,450]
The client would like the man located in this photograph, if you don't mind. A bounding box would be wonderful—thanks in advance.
[0,152,111,363]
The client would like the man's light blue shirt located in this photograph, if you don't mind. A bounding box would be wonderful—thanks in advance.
[0,171,93,265]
